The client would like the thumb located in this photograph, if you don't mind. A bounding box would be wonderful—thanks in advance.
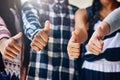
[12,32,22,40]
[44,20,51,34]
[97,27,104,40]
[70,32,76,42]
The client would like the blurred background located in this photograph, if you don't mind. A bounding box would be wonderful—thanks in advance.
[21,0,93,8]
[70,0,120,8]
[69,0,92,8]
[21,0,120,8]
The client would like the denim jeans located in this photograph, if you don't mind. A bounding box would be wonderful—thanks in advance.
[0,71,8,80]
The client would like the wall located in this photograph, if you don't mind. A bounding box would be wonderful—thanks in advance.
[21,0,120,8]
[21,0,93,8]
[70,0,120,8]
[69,0,93,8]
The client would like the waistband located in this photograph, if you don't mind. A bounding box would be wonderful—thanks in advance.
[82,59,120,72]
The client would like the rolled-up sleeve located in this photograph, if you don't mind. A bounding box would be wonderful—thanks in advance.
[103,7,120,34]
[0,16,11,40]
[22,2,42,40]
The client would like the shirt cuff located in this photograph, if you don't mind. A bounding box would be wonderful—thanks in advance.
[0,34,10,40]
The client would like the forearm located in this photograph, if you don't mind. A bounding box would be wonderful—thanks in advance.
[103,7,120,34]
[74,27,88,43]
[97,22,110,37]
[0,17,11,40]
[22,2,41,40]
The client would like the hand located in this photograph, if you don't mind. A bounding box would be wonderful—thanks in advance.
[31,20,50,51]
[0,32,22,60]
[67,31,80,58]
[87,27,104,55]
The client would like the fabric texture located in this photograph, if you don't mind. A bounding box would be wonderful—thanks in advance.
[103,7,120,34]
[80,6,120,80]
[22,0,79,80]
[83,6,120,62]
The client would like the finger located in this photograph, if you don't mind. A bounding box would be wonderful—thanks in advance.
[4,54,14,60]
[34,34,47,47]
[69,52,80,57]
[88,44,100,55]
[31,45,40,51]
[44,20,51,34]
[32,39,45,49]
[5,46,20,56]
[67,43,80,57]
[69,54,79,58]
[31,40,44,51]
[4,50,16,59]
[72,56,79,58]
[68,48,80,53]
[91,43,102,52]
[68,49,80,58]
[93,39,103,49]
[88,39,102,52]
[12,32,22,40]
[37,30,48,42]
[69,42,80,49]
[8,40,21,52]
[90,48,100,55]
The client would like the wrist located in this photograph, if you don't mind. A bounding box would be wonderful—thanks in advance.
[74,30,87,43]
[100,22,110,36]
[0,37,8,45]
[0,38,8,51]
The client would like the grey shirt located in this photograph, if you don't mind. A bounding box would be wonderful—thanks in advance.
[103,7,120,34]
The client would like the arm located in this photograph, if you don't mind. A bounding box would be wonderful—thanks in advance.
[74,9,88,43]
[87,7,120,55]
[103,7,120,34]
[22,2,41,40]
[67,9,88,58]
[22,2,50,51]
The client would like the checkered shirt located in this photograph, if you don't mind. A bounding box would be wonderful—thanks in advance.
[22,0,79,80]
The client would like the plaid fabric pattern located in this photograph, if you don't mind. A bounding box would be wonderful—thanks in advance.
[22,0,79,80]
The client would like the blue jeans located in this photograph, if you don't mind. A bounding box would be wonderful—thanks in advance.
[0,71,8,80]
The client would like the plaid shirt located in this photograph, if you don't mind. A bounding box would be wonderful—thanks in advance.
[22,0,79,80]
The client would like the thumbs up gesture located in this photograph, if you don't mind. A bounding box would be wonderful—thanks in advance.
[31,20,50,51]
[67,31,80,58]
[0,32,22,60]
[87,27,104,55]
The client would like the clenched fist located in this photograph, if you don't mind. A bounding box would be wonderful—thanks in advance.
[31,20,50,51]
[0,32,22,60]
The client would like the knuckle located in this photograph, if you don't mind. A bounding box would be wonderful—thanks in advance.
[4,52,7,56]
[5,46,9,51]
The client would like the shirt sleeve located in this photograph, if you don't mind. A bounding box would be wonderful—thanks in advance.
[22,2,42,40]
[103,7,120,34]
[0,16,11,40]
